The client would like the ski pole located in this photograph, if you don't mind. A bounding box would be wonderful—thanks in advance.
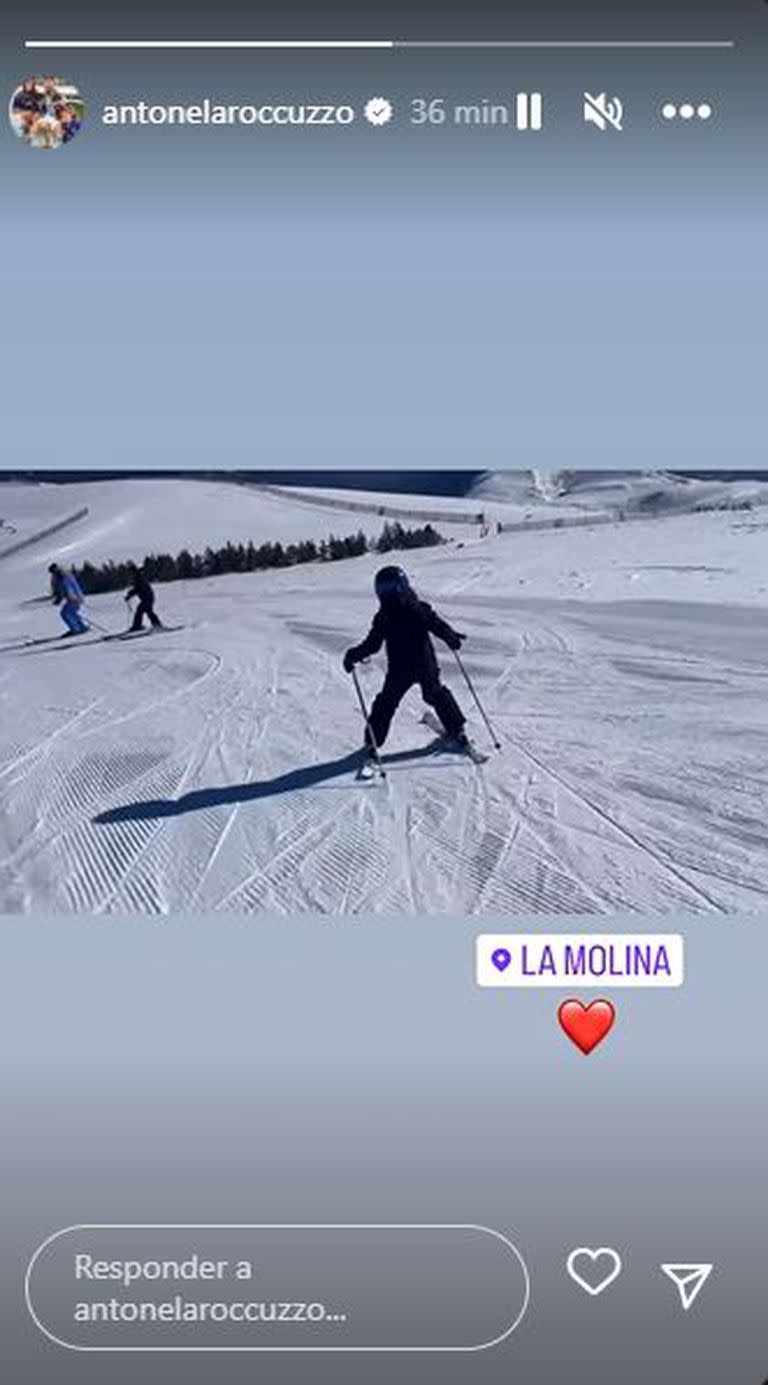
[452,648,502,751]
[350,666,386,777]
[81,607,108,634]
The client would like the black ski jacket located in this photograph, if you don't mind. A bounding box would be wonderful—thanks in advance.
[126,574,155,603]
[350,599,462,682]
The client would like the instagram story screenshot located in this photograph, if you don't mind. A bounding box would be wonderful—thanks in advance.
[0,1,767,1382]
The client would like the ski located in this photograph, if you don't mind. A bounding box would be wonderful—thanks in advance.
[9,624,187,655]
[15,631,118,653]
[420,711,490,764]
[104,624,185,642]
[0,633,69,653]
[0,628,109,653]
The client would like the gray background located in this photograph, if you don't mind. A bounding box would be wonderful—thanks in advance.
[1,918,766,1381]
[1,0,765,468]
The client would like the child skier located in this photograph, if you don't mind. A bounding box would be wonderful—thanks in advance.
[124,565,164,632]
[48,562,89,636]
[343,566,471,762]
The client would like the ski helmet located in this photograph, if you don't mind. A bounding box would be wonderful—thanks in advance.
[374,565,409,599]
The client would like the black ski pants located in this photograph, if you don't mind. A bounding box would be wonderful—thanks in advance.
[130,597,163,632]
[366,670,464,749]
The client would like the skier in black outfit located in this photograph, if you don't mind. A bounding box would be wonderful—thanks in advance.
[343,566,469,756]
[125,565,164,632]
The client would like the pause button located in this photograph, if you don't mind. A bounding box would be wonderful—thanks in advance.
[516,93,543,131]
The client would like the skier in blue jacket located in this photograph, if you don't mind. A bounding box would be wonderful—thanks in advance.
[49,563,89,636]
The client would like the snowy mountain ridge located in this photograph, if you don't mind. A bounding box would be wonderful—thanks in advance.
[470,469,768,519]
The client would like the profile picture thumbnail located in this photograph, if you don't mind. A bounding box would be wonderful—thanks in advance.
[9,75,85,149]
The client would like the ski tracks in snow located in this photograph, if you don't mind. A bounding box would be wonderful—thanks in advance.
[0,642,226,911]
[2,590,768,915]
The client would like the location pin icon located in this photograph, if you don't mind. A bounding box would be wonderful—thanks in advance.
[492,948,512,973]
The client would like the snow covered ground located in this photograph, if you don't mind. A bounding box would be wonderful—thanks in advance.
[1,473,767,916]
[0,477,397,573]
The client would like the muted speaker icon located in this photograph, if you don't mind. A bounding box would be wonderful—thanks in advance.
[584,91,624,132]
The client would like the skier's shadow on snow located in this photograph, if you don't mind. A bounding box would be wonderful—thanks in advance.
[93,741,447,825]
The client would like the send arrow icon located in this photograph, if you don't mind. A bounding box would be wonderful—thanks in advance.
[661,1263,713,1311]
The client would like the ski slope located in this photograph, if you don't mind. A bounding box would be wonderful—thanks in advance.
[1,474,767,916]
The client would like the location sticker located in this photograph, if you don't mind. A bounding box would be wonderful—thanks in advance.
[477,934,683,988]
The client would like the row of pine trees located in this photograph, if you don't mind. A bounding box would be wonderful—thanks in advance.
[76,521,444,595]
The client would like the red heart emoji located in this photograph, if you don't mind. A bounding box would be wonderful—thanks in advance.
[558,999,616,1055]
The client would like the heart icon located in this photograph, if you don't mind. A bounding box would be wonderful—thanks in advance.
[567,1247,623,1297]
[558,999,616,1055]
